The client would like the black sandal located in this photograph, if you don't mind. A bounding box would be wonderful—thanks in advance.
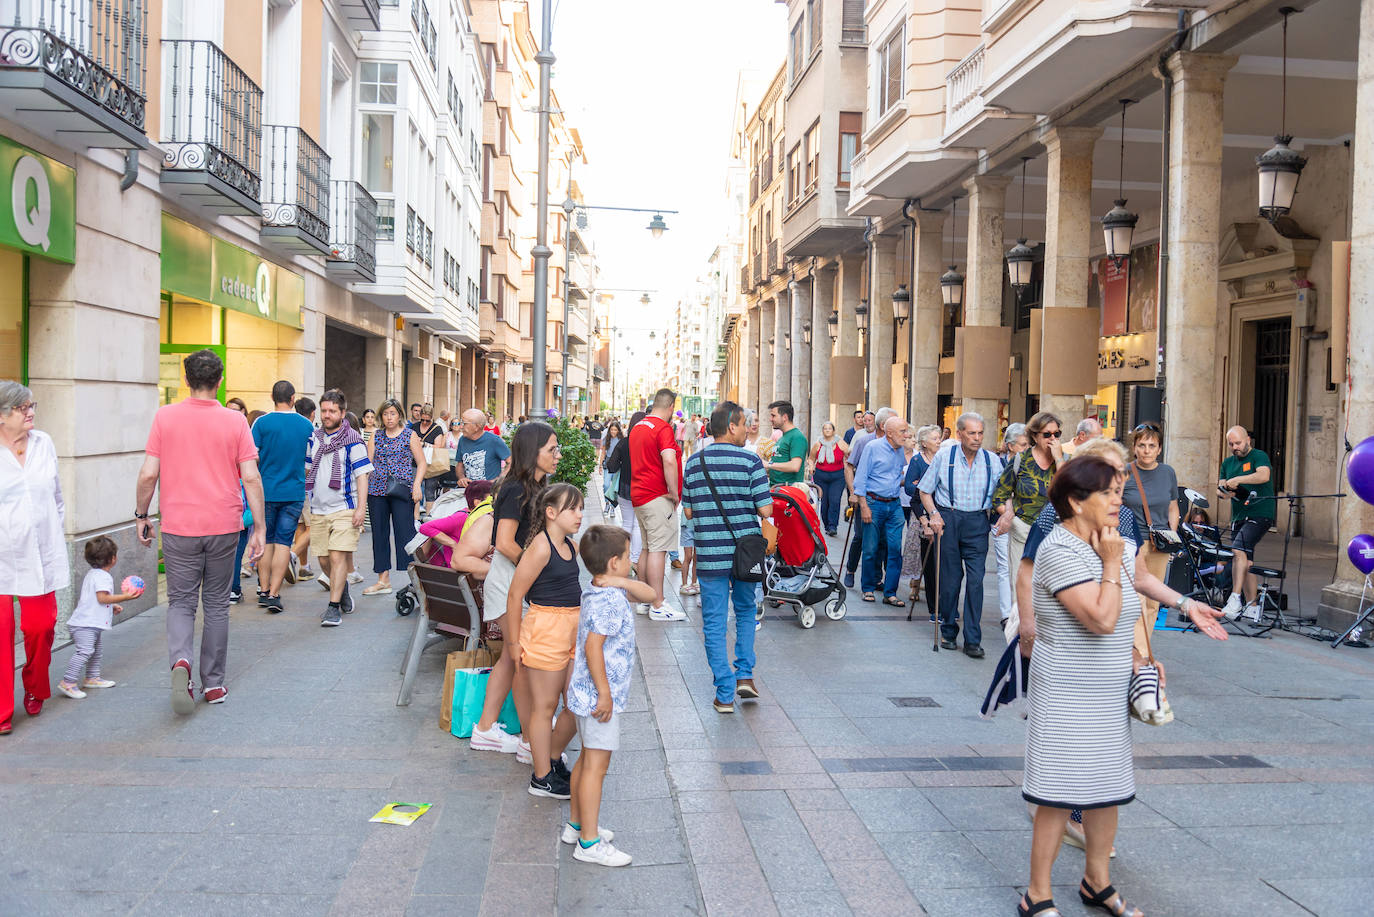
[1079,879,1140,916]
[1017,894,1061,916]
[882,596,905,607]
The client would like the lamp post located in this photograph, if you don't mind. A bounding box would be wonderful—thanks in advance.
[855,298,870,407]
[892,282,910,415]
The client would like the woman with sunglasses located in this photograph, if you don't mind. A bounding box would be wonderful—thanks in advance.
[1121,423,1178,622]
[992,412,1064,596]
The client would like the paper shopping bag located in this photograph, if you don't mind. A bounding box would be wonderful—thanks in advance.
[449,667,520,738]
[439,643,502,732]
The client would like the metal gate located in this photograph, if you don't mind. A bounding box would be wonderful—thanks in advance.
[1252,318,1290,490]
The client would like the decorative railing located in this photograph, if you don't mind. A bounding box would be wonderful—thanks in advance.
[749,170,758,204]
[161,40,261,202]
[262,124,330,249]
[404,205,432,266]
[768,238,781,275]
[760,151,773,186]
[944,45,985,138]
[0,0,148,134]
[740,265,749,292]
[327,180,377,276]
[752,257,762,287]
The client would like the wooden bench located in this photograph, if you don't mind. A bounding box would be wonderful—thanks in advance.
[395,554,483,707]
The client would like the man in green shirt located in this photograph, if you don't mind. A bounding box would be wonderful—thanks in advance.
[765,400,808,487]
[1218,425,1276,620]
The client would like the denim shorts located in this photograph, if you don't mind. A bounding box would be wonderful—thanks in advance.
[262,500,303,546]
[680,513,695,548]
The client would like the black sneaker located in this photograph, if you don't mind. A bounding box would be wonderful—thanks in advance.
[939,638,957,650]
[321,604,342,627]
[229,590,243,605]
[257,591,269,608]
[265,594,284,614]
[550,755,571,782]
[340,582,353,615]
[528,770,571,799]
[963,644,985,659]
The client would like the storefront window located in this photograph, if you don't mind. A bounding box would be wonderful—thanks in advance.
[0,249,26,382]
[361,113,394,193]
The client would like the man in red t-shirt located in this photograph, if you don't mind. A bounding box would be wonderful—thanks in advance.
[629,388,684,620]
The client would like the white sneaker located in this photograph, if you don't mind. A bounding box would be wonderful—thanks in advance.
[649,606,687,622]
[679,583,700,595]
[635,603,650,616]
[561,823,615,845]
[57,681,86,699]
[317,572,331,591]
[470,722,520,754]
[572,838,632,867]
[81,678,116,689]
[1221,593,1243,621]
[347,571,364,585]
[516,738,532,765]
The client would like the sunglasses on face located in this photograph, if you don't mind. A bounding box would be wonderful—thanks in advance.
[1040,429,1061,438]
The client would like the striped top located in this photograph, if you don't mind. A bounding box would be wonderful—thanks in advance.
[682,443,771,576]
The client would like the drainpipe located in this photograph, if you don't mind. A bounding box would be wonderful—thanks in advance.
[1155,11,1188,396]
[119,149,139,192]
[902,199,918,418]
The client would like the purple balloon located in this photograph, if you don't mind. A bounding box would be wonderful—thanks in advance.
[1348,534,1374,577]
[1349,435,1374,506]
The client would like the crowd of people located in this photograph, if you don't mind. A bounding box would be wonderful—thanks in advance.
[1,353,1282,901]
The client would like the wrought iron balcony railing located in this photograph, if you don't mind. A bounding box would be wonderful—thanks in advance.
[768,238,781,275]
[0,0,148,145]
[160,40,262,211]
[326,180,377,281]
[262,124,331,254]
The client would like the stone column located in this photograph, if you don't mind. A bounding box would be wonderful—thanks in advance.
[962,173,1013,422]
[837,254,863,414]
[1039,125,1103,421]
[772,290,791,413]
[745,306,761,417]
[869,236,898,410]
[1321,0,1374,628]
[789,279,811,438]
[811,264,836,440]
[911,209,946,424]
[759,298,775,433]
[1162,52,1236,497]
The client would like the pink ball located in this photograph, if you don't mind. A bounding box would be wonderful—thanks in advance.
[122,575,145,594]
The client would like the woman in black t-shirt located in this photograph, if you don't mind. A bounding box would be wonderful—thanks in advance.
[469,421,560,756]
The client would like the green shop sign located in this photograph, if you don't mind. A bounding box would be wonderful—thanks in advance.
[160,213,305,329]
[0,134,76,263]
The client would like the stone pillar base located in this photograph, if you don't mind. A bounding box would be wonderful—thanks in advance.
[1316,579,1372,634]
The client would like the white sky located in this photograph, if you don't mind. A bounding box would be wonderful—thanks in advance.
[535,0,787,338]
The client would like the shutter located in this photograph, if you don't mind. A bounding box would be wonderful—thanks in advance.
[842,0,866,42]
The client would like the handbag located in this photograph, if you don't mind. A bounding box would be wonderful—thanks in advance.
[425,445,451,479]
[1124,563,1174,725]
[699,459,768,582]
[384,473,413,500]
[449,662,521,738]
[1130,463,1182,554]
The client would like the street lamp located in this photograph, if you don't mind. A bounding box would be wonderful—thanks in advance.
[1007,156,1035,293]
[802,320,812,346]
[855,299,869,332]
[1101,99,1138,265]
[941,196,964,310]
[646,214,668,239]
[892,283,910,325]
[1257,7,1306,222]
[827,309,839,343]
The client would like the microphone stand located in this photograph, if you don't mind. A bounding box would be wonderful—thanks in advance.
[1234,491,1346,636]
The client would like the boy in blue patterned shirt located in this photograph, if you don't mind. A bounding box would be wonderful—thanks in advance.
[566,525,655,867]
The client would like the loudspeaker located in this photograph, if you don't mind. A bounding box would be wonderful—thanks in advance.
[1124,384,1163,430]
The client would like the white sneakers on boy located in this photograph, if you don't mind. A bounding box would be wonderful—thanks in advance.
[572,838,632,867]
[470,722,520,754]
[560,824,614,845]
[649,605,687,622]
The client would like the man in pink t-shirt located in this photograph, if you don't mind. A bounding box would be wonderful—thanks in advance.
[135,350,265,714]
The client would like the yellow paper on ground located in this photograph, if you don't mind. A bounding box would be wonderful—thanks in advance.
[370,803,432,826]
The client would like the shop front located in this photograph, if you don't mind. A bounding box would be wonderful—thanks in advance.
[0,133,76,383]
[160,213,306,409]
[1091,243,1162,441]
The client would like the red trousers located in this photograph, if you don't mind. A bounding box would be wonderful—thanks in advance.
[1,592,57,725]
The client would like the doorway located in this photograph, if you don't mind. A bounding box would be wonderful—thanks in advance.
[324,322,369,409]
[1252,317,1290,490]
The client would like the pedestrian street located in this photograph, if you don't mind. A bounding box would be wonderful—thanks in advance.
[3,494,1372,917]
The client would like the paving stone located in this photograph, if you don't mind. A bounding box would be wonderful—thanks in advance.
[840,787,955,833]
[773,889,853,917]
[826,859,928,917]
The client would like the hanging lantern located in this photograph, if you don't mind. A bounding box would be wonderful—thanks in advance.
[855,299,869,332]
[1258,8,1306,223]
[826,308,839,342]
[1007,157,1036,292]
[802,321,812,345]
[891,283,910,325]
[1101,100,1137,266]
[940,266,964,308]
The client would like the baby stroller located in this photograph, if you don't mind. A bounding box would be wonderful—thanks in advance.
[761,485,846,628]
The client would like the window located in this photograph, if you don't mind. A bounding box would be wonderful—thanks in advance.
[359,62,397,104]
[787,145,801,203]
[360,113,393,192]
[838,111,861,186]
[809,0,823,52]
[803,122,819,193]
[790,21,804,83]
[878,25,905,114]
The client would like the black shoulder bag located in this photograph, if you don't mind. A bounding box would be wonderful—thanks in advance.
[699,458,768,583]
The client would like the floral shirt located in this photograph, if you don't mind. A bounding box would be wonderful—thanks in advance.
[567,584,636,716]
[367,427,417,496]
[992,451,1056,524]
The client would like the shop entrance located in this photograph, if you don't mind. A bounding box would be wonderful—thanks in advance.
[324,322,370,409]
[1251,317,1291,490]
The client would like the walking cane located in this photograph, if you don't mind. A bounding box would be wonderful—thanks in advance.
[932,529,942,652]
[839,501,857,577]
[908,531,932,623]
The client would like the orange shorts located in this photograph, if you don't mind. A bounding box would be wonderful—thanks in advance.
[520,604,579,671]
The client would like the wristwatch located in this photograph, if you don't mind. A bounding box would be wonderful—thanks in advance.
[133,510,149,520]
[1175,596,1191,615]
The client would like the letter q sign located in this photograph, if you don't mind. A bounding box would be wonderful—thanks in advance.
[11,155,52,252]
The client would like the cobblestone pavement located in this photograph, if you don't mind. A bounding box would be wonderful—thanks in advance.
[3,491,1373,916]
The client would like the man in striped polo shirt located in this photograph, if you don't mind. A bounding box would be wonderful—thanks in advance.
[682,401,774,714]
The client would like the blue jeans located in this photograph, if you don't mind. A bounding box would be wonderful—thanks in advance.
[698,573,757,704]
[814,468,845,531]
[937,507,990,647]
[233,528,249,593]
[861,499,905,597]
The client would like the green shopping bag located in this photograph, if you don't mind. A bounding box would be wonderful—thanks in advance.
[450,667,521,738]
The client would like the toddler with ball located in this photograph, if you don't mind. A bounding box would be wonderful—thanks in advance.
[57,536,145,699]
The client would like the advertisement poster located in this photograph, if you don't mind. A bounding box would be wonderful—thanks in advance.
[1098,256,1129,336]
[1128,243,1159,332]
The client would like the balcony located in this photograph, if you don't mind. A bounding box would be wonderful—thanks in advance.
[740,264,750,293]
[941,44,1033,148]
[261,124,331,256]
[336,0,380,30]
[752,257,762,287]
[326,180,377,282]
[768,238,784,276]
[159,40,262,216]
[0,0,147,148]
[760,152,773,187]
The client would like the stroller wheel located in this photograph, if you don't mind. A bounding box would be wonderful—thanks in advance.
[825,596,846,620]
[395,589,417,617]
[798,606,816,629]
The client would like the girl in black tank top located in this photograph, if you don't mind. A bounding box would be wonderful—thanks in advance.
[528,530,581,606]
